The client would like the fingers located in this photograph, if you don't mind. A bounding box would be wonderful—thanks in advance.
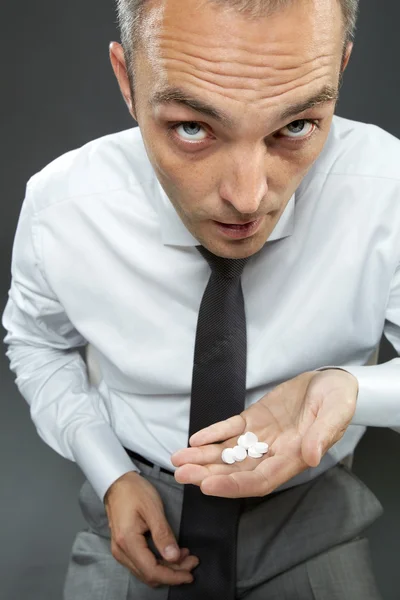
[107,473,198,588]
[117,499,199,587]
[160,552,199,572]
[123,533,197,587]
[199,454,306,498]
[146,502,200,579]
[171,443,225,467]
[145,505,181,563]
[112,545,144,581]
[178,548,190,562]
[174,452,263,485]
[189,414,245,446]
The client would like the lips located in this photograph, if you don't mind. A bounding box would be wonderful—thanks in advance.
[215,219,258,226]
[214,217,263,239]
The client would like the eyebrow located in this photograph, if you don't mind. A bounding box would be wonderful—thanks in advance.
[150,84,339,128]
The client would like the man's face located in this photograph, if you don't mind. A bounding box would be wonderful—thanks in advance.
[112,0,351,258]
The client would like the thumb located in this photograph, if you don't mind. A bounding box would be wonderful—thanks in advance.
[301,402,348,468]
[146,503,181,563]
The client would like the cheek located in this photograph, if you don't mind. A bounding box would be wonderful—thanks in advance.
[154,161,214,220]
[270,141,325,186]
[157,153,216,204]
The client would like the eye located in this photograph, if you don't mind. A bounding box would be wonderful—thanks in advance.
[171,121,208,143]
[279,119,319,139]
[168,118,320,146]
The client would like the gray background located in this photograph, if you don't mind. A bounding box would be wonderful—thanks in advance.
[1,1,399,598]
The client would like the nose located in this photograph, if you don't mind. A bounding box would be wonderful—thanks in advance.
[219,151,268,215]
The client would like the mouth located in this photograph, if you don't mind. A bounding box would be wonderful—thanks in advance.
[213,217,264,239]
[217,219,258,226]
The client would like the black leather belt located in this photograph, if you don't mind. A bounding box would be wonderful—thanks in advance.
[124,447,174,476]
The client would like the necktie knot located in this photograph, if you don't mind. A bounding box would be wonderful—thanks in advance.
[197,245,249,278]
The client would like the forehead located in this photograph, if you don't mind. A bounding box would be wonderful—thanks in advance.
[139,0,343,121]
[140,0,344,65]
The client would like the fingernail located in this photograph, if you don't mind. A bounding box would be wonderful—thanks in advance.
[164,545,179,559]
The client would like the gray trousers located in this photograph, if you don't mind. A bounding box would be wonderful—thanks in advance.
[63,457,384,599]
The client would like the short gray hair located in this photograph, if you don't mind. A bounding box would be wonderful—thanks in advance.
[116,0,359,96]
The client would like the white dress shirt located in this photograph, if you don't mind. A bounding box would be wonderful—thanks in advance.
[3,115,400,502]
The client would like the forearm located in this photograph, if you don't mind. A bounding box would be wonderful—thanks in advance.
[2,182,138,502]
[4,339,138,501]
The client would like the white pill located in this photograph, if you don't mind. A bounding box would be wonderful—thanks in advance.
[248,446,263,459]
[232,445,247,461]
[237,435,247,448]
[221,448,236,464]
[222,448,236,464]
[252,442,269,454]
[239,431,258,449]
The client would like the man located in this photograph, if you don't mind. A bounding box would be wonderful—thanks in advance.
[3,0,400,597]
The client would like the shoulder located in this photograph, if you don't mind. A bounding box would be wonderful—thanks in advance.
[315,115,400,181]
[26,127,154,212]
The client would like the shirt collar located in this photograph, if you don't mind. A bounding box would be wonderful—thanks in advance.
[154,178,295,247]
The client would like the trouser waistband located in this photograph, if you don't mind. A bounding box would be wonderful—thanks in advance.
[124,447,175,476]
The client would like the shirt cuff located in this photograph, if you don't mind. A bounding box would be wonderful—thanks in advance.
[71,421,141,502]
[315,359,400,428]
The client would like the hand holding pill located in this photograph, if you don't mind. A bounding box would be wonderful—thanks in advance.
[171,369,358,499]
[221,434,269,463]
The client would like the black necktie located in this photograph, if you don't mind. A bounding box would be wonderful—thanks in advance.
[167,245,250,600]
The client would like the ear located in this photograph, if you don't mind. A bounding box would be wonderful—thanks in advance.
[341,41,353,73]
[109,42,137,121]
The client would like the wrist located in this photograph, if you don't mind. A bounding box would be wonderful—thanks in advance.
[104,470,141,506]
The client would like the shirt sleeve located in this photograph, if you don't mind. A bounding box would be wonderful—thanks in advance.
[316,261,400,430]
[2,180,139,502]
